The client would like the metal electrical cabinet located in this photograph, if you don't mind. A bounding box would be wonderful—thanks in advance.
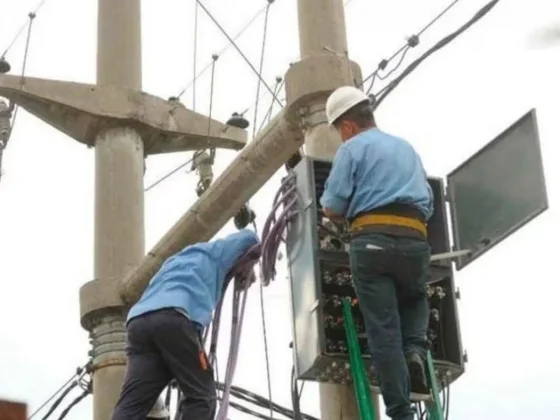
[286,109,548,387]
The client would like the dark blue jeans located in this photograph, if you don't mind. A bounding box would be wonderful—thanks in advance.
[349,233,430,420]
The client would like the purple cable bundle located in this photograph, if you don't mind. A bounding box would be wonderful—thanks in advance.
[211,170,300,420]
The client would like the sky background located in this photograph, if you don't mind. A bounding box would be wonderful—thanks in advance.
[0,0,559,419]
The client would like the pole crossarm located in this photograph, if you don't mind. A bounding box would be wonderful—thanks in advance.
[0,74,247,154]
[119,110,304,304]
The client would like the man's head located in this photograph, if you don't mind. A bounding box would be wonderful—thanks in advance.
[326,86,376,142]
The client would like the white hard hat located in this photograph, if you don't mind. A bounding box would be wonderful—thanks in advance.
[146,396,170,419]
[326,86,370,126]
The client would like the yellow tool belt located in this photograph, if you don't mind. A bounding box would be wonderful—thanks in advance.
[350,214,427,237]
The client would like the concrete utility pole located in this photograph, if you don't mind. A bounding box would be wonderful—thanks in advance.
[89,1,144,418]
[294,1,381,419]
[0,0,246,417]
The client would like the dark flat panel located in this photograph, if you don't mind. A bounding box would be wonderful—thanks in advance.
[447,109,548,270]
[427,177,452,267]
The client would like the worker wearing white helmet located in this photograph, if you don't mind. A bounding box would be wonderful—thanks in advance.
[321,86,434,420]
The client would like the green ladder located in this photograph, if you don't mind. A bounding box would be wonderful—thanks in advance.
[341,299,445,420]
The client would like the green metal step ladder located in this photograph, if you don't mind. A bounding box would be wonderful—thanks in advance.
[341,298,445,420]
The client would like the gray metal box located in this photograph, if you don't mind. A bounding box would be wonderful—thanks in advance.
[286,157,464,386]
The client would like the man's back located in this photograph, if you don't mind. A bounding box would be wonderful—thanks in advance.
[127,229,259,327]
[323,127,433,221]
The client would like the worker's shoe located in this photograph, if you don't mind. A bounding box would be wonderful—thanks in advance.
[406,352,430,395]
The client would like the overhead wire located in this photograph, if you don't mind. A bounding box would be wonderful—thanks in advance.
[257,77,284,132]
[144,156,195,192]
[192,0,199,112]
[215,382,319,420]
[195,0,282,108]
[175,2,270,101]
[249,2,275,418]
[28,364,89,420]
[360,0,462,93]
[9,11,36,144]
[39,382,77,420]
[1,0,48,58]
[149,53,219,194]
[374,0,501,109]
[56,382,91,420]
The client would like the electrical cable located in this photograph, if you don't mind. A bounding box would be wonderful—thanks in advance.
[377,46,411,82]
[144,156,195,192]
[291,365,303,420]
[260,171,299,286]
[196,0,282,108]
[1,0,48,58]
[225,399,273,420]
[251,1,273,140]
[248,3,275,417]
[374,0,501,109]
[175,3,269,101]
[238,74,283,121]
[192,0,199,112]
[191,53,218,196]
[360,0,462,92]
[207,244,261,420]
[56,385,91,420]
[4,10,37,166]
[39,382,77,420]
[257,280,274,419]
[256,77,284,133]
[215,382,319,420]
[28,364,89,420]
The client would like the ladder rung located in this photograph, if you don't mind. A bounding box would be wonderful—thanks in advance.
[410,392,433,403]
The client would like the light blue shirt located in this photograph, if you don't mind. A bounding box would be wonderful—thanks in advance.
[127,229,260,328]
[319,127,433,220]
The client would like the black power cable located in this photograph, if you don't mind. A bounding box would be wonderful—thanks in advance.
[56,385,91,420]
[374,0,501,109]
[215,382,319,420]
[28,364,89,420]
[39,381,78,420]
[360,0,462,93]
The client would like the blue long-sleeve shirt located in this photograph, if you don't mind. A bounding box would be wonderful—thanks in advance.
[319,127,433,220]
[127,229,260,328]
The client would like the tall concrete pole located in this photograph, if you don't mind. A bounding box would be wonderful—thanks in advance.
[295,1,381,419]
[92,1,144,419]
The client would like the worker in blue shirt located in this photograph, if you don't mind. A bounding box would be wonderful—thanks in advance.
[320,86,434,420]
[111,229,260,420]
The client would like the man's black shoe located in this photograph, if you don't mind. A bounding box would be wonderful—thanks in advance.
[406,353,430,395]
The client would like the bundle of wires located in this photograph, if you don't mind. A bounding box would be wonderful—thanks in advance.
[33,364,92,420]
[215,381,319,420]
[260,170,299,286]
[203,243,262,420]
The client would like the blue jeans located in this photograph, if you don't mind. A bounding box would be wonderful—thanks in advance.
[349,233,430,420]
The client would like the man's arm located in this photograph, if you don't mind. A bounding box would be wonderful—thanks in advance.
[319,147,355,220]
